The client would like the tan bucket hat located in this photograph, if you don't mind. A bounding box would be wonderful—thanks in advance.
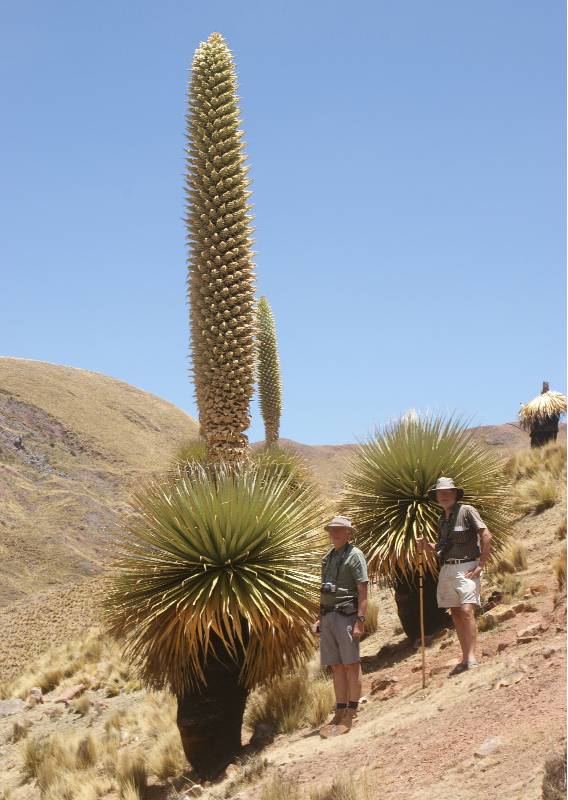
[324,515,356,533]
[427,476,464,502]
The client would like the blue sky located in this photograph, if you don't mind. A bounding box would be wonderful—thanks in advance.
[1,1,565,444]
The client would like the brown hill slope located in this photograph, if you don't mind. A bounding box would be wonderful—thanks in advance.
[0,358,199,608]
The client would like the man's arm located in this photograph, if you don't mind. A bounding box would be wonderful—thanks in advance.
[465,528,492,578]
[353,582,368,639]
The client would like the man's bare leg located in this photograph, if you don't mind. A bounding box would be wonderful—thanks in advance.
[451,605,477,663]
[345,662,362,703]
[331,664,348,704]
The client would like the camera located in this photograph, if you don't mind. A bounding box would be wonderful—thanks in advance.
[321,581,337,594]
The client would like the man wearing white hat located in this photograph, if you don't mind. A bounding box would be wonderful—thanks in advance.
[316,515,368,735]
[418,477,492,673]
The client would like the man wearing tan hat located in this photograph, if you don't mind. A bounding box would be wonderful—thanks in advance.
[418,477,492,673]
[316,515,368,735]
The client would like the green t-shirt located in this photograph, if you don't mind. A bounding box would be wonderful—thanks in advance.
[320,543,368,609]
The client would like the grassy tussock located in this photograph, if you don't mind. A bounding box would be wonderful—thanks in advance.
[365,595,379,635]
[221,756,270,798]
[258,775,372,800]
[2,627,141,701]
[554,547,566,590]
[15,686,186,798]
[556,520,567,540]
[245,665,334,734]
[506,442,566,516]
[505,442,566,483]
[542,747,567,800]
[497,573,525,603]
[495,540,528,574]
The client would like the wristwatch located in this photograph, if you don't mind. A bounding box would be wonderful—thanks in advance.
[356,615,366,622]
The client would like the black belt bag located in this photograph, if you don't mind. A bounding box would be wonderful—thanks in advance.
[320,599,358,616]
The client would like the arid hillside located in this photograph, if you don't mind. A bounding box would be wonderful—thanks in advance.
[0,357,199,608]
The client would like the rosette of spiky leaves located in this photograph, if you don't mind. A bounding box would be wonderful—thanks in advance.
[105,461,323,694]
[341,416,513,582]
[256,296,282,446]
[186,32,256,463]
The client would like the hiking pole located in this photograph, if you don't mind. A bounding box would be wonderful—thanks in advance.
[418,529,427,689]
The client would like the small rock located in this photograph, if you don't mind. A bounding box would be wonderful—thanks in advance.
[52,683,86,705]
[439,638,454,650]
[225,764,239,778]
[474,736,504,758]
[517,635,539,645]
[530,585,548,596]
[496,642,511,653]
[492,671,523,689]
[370,676,398,694]
[512,601,537,614]
[517,622,547,642]
[378,686,397,701]
[481,646,496,658]
[0,698,26,717]
[542,646,559,659]
[494,606,517,622]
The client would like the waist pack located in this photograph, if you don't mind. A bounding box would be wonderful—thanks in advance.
[320,599,358,616]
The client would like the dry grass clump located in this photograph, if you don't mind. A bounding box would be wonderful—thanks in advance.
[515,473,559,515]
[495,540,528,574]
[2,627,141,701]
[498,574,525,603]
[221,756,270,798]
[506,443,566,516]
[9,719,31,742]
[252,776,374,800]
[365,595,379,635]
[309,776,371,800]
[553,547,566,590]
[245,666,334,734]
[505,442,566,483]
[14,688,185,797]
[117,751,147,798]
[556,520,567,540]
[542,747,567,800]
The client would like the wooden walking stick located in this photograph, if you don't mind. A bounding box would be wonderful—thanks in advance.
[418,529,427,689]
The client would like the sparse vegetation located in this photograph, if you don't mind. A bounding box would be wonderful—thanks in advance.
[365,595,379,635]
[542,747,567,800]
[309,776,371,800]
[553,546,566,590]
[498,573,525,603]
[245,667,334,734]
[506,442,566,515]
[495,540,528,574]
[516,473,559,515]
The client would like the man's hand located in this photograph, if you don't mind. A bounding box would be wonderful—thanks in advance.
[465,565,482,579]
[416,537,434,554]
[352,620,365,639]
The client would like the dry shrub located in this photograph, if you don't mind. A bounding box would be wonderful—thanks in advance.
[542,748,567,800]
[260,775,300,800]
[498,573,525,603]
[309,776,371,800]
[506,442,566,483]
[496,541,528,574]
[147,727,186,781]
[554,547,566,590]
[365,596,379,635]
[556,520,567,540]
[477,614,496,633]
[245,668,334,734]
[516,473,559,515]
[71,693,92,716]
[75,734,97,769]
[9,719,31,742]
[117,751,147,798]
[223,756,269,798]
[5,627,137,701]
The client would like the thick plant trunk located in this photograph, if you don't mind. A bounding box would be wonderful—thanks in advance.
[394,571,449,641]
[176,651,248,779]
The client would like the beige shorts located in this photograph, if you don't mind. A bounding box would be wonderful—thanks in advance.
[437,561,481,608]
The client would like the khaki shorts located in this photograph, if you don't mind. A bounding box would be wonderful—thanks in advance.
[437,561,481,608]
[319,611,360,666]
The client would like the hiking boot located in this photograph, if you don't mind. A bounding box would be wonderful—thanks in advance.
[337,708,356,732]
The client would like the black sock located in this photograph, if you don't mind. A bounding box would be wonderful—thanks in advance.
[347,701,358,709]
[335,702,347,709]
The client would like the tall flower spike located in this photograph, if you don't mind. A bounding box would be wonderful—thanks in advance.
[186,32,256,463]
[256,296,283,446]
